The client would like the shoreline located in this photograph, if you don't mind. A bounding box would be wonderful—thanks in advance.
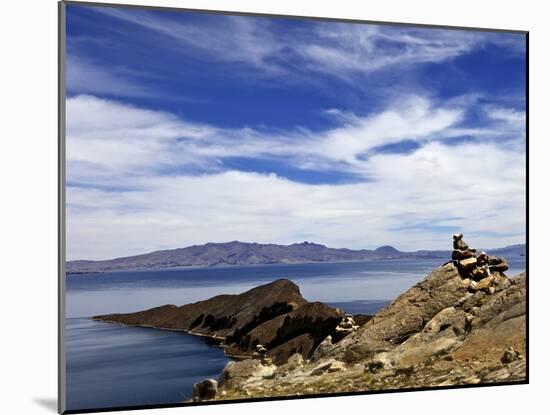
[91,317,240,354]
[67,256,449,276]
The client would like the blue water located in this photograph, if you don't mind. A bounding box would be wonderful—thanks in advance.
[65,257,525,410]
[66,318,229,410]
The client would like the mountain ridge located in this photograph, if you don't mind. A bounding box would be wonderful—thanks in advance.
[66,240,525,274]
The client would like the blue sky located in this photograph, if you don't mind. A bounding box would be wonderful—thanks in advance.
[65,4,526,260]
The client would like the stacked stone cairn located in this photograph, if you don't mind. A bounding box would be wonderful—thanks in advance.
[452,233,509,294]
[332,314,359,342]
[253,344,272,366]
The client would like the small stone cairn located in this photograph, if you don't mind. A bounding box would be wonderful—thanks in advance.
[335,314,359,334]
[331,314,360,342]
[253,344,272,366]
[452,233,509,294]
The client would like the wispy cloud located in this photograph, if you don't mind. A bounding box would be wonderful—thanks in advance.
[87,6,524,84]
[66,94,525,259]
[93,7,283,74]
[66,55,152,97]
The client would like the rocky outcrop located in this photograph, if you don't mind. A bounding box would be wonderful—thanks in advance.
[211,235,526,401]
[95,279,347,365]
[95,279,307,339]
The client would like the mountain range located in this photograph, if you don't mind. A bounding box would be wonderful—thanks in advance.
[66,241,525,274]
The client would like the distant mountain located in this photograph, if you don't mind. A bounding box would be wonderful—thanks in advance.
[373,245,401,257]
[66,241,526,274]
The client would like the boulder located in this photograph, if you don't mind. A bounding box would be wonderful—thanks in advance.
[219,359,276,389]
[490,262,509,273]
[488,256,506,265]
[310,359,346,376]
[311,335,333,361]
[458,257,477,273]
[327,361,346,373]
[192,379,218,402]
[276,353,304,374]
[476,275,495,293]
[364,352,391,373]
[501,347,522,364]
[471,266,490,281]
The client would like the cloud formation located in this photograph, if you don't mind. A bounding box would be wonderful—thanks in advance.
[65,6,526,260]
[66,95,525,260]
[88,7,524,83]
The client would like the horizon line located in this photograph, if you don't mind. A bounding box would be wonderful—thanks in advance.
[67,239,526,263]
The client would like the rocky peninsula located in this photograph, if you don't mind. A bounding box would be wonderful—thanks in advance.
[94,234,526,402]
[94,279,365,365]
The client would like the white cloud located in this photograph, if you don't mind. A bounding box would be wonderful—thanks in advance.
[313,96,464,165]
[66,56,151,97]
[89,8,524,82]
[93,8,282,74]
[65,95,526,260]
[298,25,478,78]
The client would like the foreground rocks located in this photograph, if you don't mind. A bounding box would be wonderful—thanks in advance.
[192,379,218,402]
[210,235,526,401]
[96,234,525,402]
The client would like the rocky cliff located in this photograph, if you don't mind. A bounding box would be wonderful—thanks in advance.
[95,279,366,364]
[191,235,526,402]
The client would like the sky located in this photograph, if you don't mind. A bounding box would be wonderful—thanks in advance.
[65,4,527,261]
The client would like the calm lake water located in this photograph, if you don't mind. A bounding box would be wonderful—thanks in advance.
[65,257,525,411]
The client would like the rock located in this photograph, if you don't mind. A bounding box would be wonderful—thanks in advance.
[493,274,511,292]
[477,252,489,265]
[364,352,391,373]
[476,275,495,292]
[328,262,469,363]
[488,256,506,266]
[219,359,276,389]
[332,315,360,343]
[501,347,522,364]
[225,301,342,365]
[327,361,346,373]
[254,344,268,360]
[453,233,469,250]
[310,359,345,376]
[276,353,304,374]
[214,240,526,399]
[311,335,333,361]
[471,264,491,281]
[489,261,509,273]
[192,379,218,402]
[452,249,475,260]
[458,257,477,273]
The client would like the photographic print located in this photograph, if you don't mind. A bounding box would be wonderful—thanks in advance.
[60,2,527,413]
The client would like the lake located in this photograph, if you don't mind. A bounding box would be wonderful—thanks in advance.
[65,257,525,411]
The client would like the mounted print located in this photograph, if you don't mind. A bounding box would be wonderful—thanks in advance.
[59,1,528,413]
